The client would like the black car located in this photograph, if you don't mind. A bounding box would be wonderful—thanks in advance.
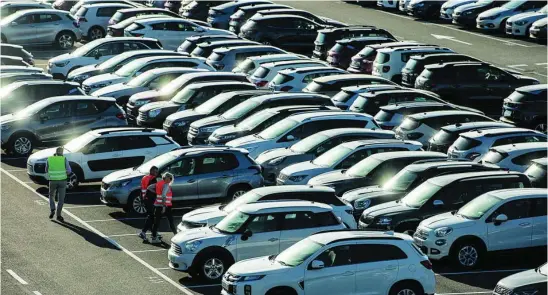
[164,0,181,13]
[0,72,52,88]
[530,18,547,40]
[327,37,395,69]
[0,44,33,65]
[180,1,229,21]
[415,62,539,117]
[163,90,272,144]
[190,39,259,58]
[406,0,447,19]
[239,14,327,53]
[525,157,547,188]
[0,55,29,66]
[342,159,502,218]
[187,92,333,145]
[500,84,547,133]
[358,171,531,232]
[375,101,467,131]
[209,105,339,144]
[0,80,83,115]
[250,8,347,29]
[452,0,508,27]
[228,3,291,34]
[308,151,447,195]
[126,72,249,123]
[401,53,481,87]
[208,0,273,29]
[177,34,240,54]
[427,121,513,153]
[493,264,547,295]
[136,81,256,128]
[312,26,395,60]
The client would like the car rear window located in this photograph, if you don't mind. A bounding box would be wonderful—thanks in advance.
[331,43,345,53]
[508,90,546,103]
[419,69,433,79]
[358,47,376,60]
[431,129,458,144]
[315,32,327,44]
[376,52,390,64]
[374,109,395,122]
[208,52,225,62]
[304,81,325,92]
[404,59,421,72]
[253,66,270,79]
[332,90,355,103]
[112,11,124,22]
[483,151,508,164]
[126,23,145,32]
[75,7,88,17]
[271,73,294,85]
[240,20,256,32]
[453,136,482,151]
[400,117,420,130]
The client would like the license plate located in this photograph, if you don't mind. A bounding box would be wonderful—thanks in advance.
[222,281,229,291]
[504,110,513,117]
[413,237,423,246]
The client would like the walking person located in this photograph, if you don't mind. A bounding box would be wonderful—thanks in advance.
[46,147,71,222]
[150,172,177,244]
[138,166,159,242]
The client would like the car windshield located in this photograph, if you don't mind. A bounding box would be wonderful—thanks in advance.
[383,169,419,192]
[290,134,329,153]
[332,90,355,103]
[115,60,145,77]
[275,238,324,267]
[539,6,547,14]
[453,136,482,151]
[221,100,259,120]
[538,263,547,276]
[400,117,421,131]
[236,110,274,130]
[194,96,224,114]
[137,153,177,174]
[98,54,131,70]
[0,83,21,100]
[72,40,100,57]
[525,162,546,179]
[431,129,457,144]
[64,132,98,153]
[127,71,158,87]
[214,210,250,234]
[159,77,185,96]
[457,193,501,219]
[312,145,353,167]
[304,81,324,92]
[502,0,527,9]
[257,118,299,140]
[171,88,196,104]
[374,110,394,122]
[400,181,443,208]
[223,191,261,213]
[482,151,507,164]
[346,157,383,178]
[233,59,255,74]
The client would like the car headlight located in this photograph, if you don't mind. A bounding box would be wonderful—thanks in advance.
[466,152,481,160]
[237,275,265,282]
[1,124,11,131]
[134,100,150,106]
[219,134,237,140]
[184,240,202,252]
[512,289,539,295]
[268,156,286,166]
[514,20,529,26]
[74,74,90,81]
[199,125,221,133]
[95,82,110,88]
[288,175,308,182]
[148,109,161,118]
[376,217,392,225]
[112,180,131,188]
[354,198,371,210]
[434,227,453,237]
[462,10,473,15]
[173,121,187,127]
[54,61,69,67]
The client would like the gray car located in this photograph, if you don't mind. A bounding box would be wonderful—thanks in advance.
[100,146,264,214]
[0,96,127,156]
[1,9,82,49]
[493,263,547,295]
[0,72,53,88]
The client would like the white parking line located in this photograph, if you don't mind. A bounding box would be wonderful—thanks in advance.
[131,249,168,253]
[109,232,170,237]
[535,62,548,65]
[3,169,27,172]
[1,168,195,295]
[6,269,29,285]
[531,72,548,78]
[437,292,492,295]
[507,64,528,68]
[33,291,43,295]
[436,268,527,276]
[189,283,222,288]
[62,205,105,209]
[84,216,182,222]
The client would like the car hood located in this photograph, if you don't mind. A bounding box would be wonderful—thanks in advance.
[420,212,476,230]
[455,2,487,12]
[342,186,404,203]
[69,64,99,77]
[129,90,160,103]
[281,161,328,177]
[226,256,291,277]
[190,115,230,129]
[212,125,245,137]
[443,0,475,10]
[182,205,227,225]
[84,73,122,86]
[28,147,63,163]
[321,17,347,27]
[139,101,178,113]
[255,147,301,165]
[171,226,227,244]
[513,74,539,83]
[226,134,265,148]
[508,11,545,22]
[49,53,71,64]
[308,169,354,186]
[92,82,136,96]
[362,200,416,217]
[479,7,511,18]
[165,109,203,123]
[0,113,24,124]
[103,167,143,183]
[497,268,547,289]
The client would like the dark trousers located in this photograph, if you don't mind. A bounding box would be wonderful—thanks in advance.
[151,206,177,237]
[142,197,156,233]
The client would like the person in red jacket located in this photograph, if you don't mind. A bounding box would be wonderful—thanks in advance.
[150,172,177,244]
[138,166,158,242]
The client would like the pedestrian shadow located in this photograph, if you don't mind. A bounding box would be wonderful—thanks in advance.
[52,220,120,251]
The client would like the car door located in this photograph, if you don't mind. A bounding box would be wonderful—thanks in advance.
[195,153,237,199]
[304,244,356,295]
[296,19,320,50]
[70,100,107,137]
[80,136,125,179]
[279,211,342,251]
[163,157,198,201]
[119,135,158,166]
[236,213,281,261]
[353,243,403,295]
[9,13,37,44]
[97,6,126,30]
[34,101,73,143]
[530,197,547,247]
[487,198,532,251]
[35,13,62,43]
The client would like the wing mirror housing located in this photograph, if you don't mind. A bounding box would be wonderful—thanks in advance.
[494,214,508,226]
[286,135,295,141]
[94,51,102,60]
[241,229,253,241]
[433,200,444,207]
[310,260,324,270]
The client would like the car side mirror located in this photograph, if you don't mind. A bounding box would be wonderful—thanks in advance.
[286,135,295,142]
[433,200,444,207]
[494,214,508,226]
[39,113,48,123]
[94,51,102,60]
[241,229,252,241]
[310,260,324,270]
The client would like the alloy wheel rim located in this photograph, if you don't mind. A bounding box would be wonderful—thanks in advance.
[458,245,478,266]
[59,34,73,49]
[232,190,247,200]
[133,196,147,214]
[262,41,272,45]
[14,137,31,155]
[203,258,224,280]
[534,123,546,133]
[397,289,416,295]
[66,173,78,189]
[90,29,103,40]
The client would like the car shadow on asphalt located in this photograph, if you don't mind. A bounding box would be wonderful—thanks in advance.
[0,156,27,169]
[36,185,103,205]
[52,219,120,250]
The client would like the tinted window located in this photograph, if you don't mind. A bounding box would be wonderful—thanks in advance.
[165,158,196,176]
[38,14,61,23]
[314,245,353,267]
[282,212,318,230]
[353,244,407,263]
[119,135,156,150]
[74,101,100,116]
[246,214,280,233]
[530,198,547,217]
[488,199,531,221]
[97,7,120,17]
[41,102,70,119]
[512,151,548,166]
[197,153,239,174]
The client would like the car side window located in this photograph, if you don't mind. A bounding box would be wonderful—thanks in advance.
[38,14,61,23]
[302,74,317,84]
[119,136,156,150]
[313,211,341,226]
[313,245,353,268]
[16,14,36,25]
[353,244,407,263]
[151,23,167,30]
[82,138,112,154]
[41,102,70,119]
[282,212,317,230]
[337,149,373,170]
[87,42,124,57]
[512,151,548,166]
[245,214,280,233]
[165,158,196,177]
[312,138,340,156]
[74,101,100,116]
[488,199,531,222]
[196,153,239,174]
[96,7,119,17]
[477,67,510,82]
[530,198,547,217]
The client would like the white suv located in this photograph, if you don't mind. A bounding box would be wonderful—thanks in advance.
[178,185,357,232]
[330,84,404,110]
[372,46,453,83]
[222,230,436,295]
[248,60,330,88]
[27,128,179,189]
[168,200,348,282]
[277,139,422,185]
[414,188,546,269]
[227,111,379,158]
[268,66,347,92]
[481,142,548,172]
[75,3,134,40]
[232,53,306,75]
[447,128,547,161]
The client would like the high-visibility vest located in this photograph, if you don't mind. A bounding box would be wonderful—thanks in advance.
[154,180,172,207]
[47,156,67,181]
[141,175,155,198]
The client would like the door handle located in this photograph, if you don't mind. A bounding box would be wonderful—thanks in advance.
[342,271,354,276]
[268,238,278,242]
[519,222,531,227]
[385,265,397,271]
[187,179,196,183]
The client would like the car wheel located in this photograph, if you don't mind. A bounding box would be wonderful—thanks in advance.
[1,34,7,43]
[533,120,547,133]
[451,240,483,269]
[125,192,147,215]
[56,32,74,49]
[389,282,422,295]
[10,134,33,157]
[227,185,250,200]
[89,27,104,40]
[261,39,273,46]
[499,19,508,34]
[66,172,80,190]
[198,254,228,282]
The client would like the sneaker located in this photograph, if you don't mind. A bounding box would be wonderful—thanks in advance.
[138,231,147,241]
[56,216,64,222]
[49,210,55,219]
[150,236,162,244]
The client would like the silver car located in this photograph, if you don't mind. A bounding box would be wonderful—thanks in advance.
[1,9,82,49]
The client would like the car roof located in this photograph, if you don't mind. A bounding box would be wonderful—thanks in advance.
[44,95,115,103]
[197,39,257,47]
[239,200,333,214]
[261,105,335,113]
[425,61,489,70]
[341,139,419,149]
[186,34,239,42]
[380,101,448,111]
[369,151,446,161]
[83,3,133,9]
[141,67,207,75]
[245,53,303,62]
[250,92,330,102]
[313,74,383,83]
[135,17,194,24]
[409,110,485,120]
[337,36,394,44]
[279,66,342,75]
[12,8,67,15]
[262,59,327,68]
[185,81,255,89]
[314,128,394,138]
[428,171,525,187]
[285,110,372,122]
[310,230,409,245]
[377,46,449,53]
[91,127,167,136]
[531,157,548,166]
[10,80,77,87]
[489,142,548,153]
[484,188,547,200]
[250,185,335,196]
[213,0,272,11]
[92,37,158,44]
[461,127,543,139]
[361,89,440,98]
[1,55,24,60]
[341,84,400,92]
[170,145,248,157]
[515,84,547,94]
[253,14,320,23]
[409,53,471,61]
[130,55,204,63]
[317,25,381,34]
[118,7,169,13]
[441,121,514,132]
[0,44,23,49]
[405,160,489,172]
[213,45,282,53]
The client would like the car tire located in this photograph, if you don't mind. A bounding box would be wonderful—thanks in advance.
[88,26,105,41]
[125,191,148,215]
[532,118,547,133]
[67,164,83,190]
[266,287,298,295]
[55,31,75,49]
[8,133,34,157]
[389,281,424,295]
[196,252,230,282]
[450,239,484,269]
[499,19,508,34]
[227,184,250,201]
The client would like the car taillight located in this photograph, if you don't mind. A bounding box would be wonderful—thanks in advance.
[129,32,144,37]
[420,260,432,270]
[116,113,126,120]
[382,66,390,73]
[256,80,268,87]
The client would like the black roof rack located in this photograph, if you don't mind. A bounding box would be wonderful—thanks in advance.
[412,158,472,165]
[93,128,157,135]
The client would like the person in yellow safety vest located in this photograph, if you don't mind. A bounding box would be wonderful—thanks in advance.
[150,172,177,244]
[45,147,71,222]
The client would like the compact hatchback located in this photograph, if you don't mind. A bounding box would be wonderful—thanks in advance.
[303,74,397,97]
[267,66,347,92]
[207,0,273,29]
[428,121,514,153]
[177,34,240,54]
[0,72,52,88]
[232,53,305,75]
[481,142,548,172]
[477,0,545,32]
[500,84,547,133]
[190,39,259,58]
[75,3,134,40]
[526,157,547,188]
[375,102,464,131]
[0,44,34,65]
[206,45,286,71]
[401,53,481,87]
[248,60,331,87]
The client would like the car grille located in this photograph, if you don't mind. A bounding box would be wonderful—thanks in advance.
[506,21,512,26]
[82,85,91,94]
[171,243,182,255]
[454,11,461,16]
[33,163,46,174]
[315,45,322,52]
[188,126,199,137]
[137,111,148,122]
[181,220,205,229]
[493,285,512,295]
[415,228,429,240]
[102,182,110,190]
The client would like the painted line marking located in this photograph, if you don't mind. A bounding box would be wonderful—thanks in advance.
[109,232,171,237]
[62,205,105,209]
[1,157,29,160]
[1,168,195,295]
[431,34,472,45]
[507,64,528,68]
[33,292,43,295]
[436,268,527,276]
[189,283,222,289]
[531,72,548,78]
[535,62,548,65]
[4,169,27,172]
[84,216,182,222]
[131,249,168,253]
[437,292,492,295]
[156,267,171,270]
[6,269,29,285]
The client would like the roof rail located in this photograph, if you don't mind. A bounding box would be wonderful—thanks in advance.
[412,158,472,165]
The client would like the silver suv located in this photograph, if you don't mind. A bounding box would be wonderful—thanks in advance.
[100,146,264,214]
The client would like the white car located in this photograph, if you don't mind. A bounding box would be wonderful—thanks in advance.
[75,3,134,40]
[168,200,348,282]
[399,0,412,12]
[248,60,330,88]
[440,0,475,20]
[414,188,546,269]
[178,185,357,233]
[27,128,179,189]
[506,5,547,36]
[47,37,162,79]
[481,142,548,172]
[83,56,212,94]
[232,53,306,75]
[277,139,422,185]
[477,0,546,32]
[268,66,347,92]
[222,230,436,295]
[206,45,286,72]
[227,111,379,158]
[377,0,399,9]
[70,0,139,16]
[330,84,403,110]
[124,17,233,50]
[447,127,547,161]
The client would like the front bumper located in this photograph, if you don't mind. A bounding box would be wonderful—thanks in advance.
[452,14,476,26]
[168,247,196,271]
[506,24,528,36]
[28,173,48,185]
[163,124,189,144]
[100,186,131,206]
[530,27,547,39]
[412,229,453,260]
[476,19,501,30]
[357,219,390,230]
[187,128,213,145]
[407,6,429,18]
[440,8,454,20]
